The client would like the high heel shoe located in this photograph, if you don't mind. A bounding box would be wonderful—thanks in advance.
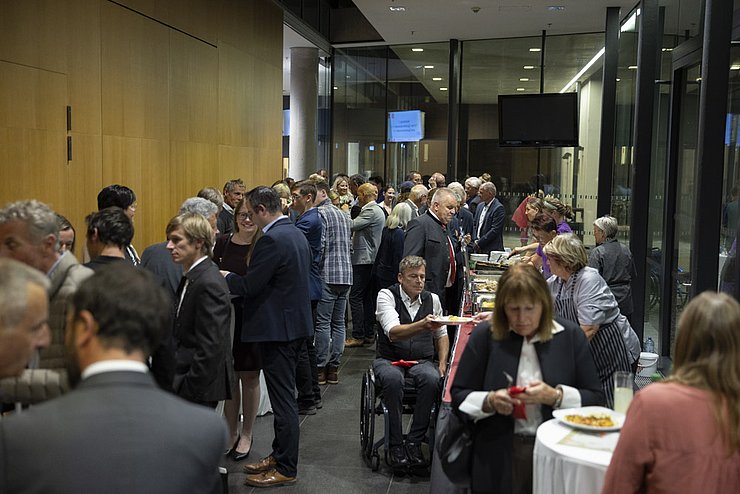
[231,436,253,462]
[225,436,239,456]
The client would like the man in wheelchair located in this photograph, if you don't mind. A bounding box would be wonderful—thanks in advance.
[373,255,449,471]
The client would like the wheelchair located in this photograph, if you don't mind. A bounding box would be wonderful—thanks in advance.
[359,365,441,472]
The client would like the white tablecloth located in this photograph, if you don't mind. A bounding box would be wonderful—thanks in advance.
[533,419,618,494]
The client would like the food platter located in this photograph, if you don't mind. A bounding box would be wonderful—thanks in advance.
[432,316,474,325]
[552,406,625,432]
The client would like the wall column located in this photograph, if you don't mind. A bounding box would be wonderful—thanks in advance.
[289,47,318,179]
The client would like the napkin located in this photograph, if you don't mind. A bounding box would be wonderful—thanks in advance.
[509,385,527,420]
[391,360,418,368]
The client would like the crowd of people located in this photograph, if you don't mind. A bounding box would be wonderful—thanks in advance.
[0,170,737,493]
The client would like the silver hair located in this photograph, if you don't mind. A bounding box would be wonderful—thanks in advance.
[0,258,50,330]
[431,187,457,205]
[464,177,482,189]
[480,181,497,196]
[593,215,619,239]
[197,187,224,210]
[399,255,426,274]
[0,200,59,249]
[387,203,413,230]
[409,184,429,202]
[179,197,219,219]
[447,182,465,203]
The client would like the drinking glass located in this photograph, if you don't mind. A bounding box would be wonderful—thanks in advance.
[613,371,634,414]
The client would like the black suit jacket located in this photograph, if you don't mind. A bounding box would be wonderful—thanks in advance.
[217,208,234,236]
[0,371,227,493]
[226,217,313,343]
[451,319,604,493]
[473,197,505,253]
[403,211,453,300]
[173,258,233,403]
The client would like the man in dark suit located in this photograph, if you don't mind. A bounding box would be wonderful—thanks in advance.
[217,178,245,235]
[225,186,312,488]
[167,212,233,407]
[403,188,458,307]
[473,181,505,254]
[465,176,483,214]
[0,265,227,494]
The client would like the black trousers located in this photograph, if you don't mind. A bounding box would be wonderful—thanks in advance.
[296,301,320,407]
[261,339,303,478]
[350,264,375,339]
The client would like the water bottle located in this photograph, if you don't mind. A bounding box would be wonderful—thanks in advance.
[645,337,655,353]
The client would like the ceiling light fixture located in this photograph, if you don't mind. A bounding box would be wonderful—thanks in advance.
[731,65,740,70]
[616,78,621,82]
[432,77,443,81]
[547,6,565,11]
[529,48,541,52]
[333,86,338,90]
[628,65,638,70]
[520,77,530,82]
[389,6,406,12]
[424,65,434,69]
[412,48,424,52]
[523,65,535,70]
[440,87,448,91]
[516,88,526,91]
[661,47,673,52]
[559,47,606,93]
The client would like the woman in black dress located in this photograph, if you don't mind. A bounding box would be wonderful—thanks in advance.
[214,198,262,461]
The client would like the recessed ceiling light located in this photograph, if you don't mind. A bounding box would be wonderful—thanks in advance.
[519,77,529,82]
[333,86,338,90]
[696,77,702,82]
[547,6,565,11]
[432,77,443,81]
[628,65,637,70]
[661,47,673,52]
[529,48,541,52]
[732,65,740,70]
[412,48,424,52]
[389,6,406,12]
[616,78,621,82]
[523,65,535,70]
[516,88,526,91]
[424,65,434,69]
[439,87,448,91]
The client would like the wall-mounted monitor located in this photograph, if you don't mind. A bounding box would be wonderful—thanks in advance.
[388,110,425,142]
[498,93,579,147]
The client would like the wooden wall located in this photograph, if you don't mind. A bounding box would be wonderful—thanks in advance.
[0,0,283,254]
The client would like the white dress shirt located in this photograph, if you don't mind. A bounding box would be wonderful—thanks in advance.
[177,255,209,316]
[81,360,149,380]
[376,287,447,339]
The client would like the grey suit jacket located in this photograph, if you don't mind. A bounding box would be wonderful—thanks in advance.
[351,202,385,265]
[0,371,227,494]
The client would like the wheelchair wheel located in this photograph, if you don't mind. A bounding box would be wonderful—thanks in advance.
[360,371,375,457]
[371,452,380,471]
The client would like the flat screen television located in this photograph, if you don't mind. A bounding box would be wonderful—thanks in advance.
[498,93,579,147]
[388,110,425,142]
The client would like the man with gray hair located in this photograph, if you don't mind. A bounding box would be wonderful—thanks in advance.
[464,176,483,214]
[472,181,505,254]
[589,215,635,319]
[0,200,93,373]
[396,184,428,219]
[0,259,50,378]
[219,179,246,235]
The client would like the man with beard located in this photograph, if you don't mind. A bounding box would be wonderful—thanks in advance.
[0,265,227,493]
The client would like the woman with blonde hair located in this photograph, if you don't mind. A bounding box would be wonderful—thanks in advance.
[542,196,573,233]
[373,203,412,290]
[331,175,353,214]
[603,292,740,493]
[452,264,603,493]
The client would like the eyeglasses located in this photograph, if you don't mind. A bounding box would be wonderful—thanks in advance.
[291,194,302,200]
[237,213,250,220]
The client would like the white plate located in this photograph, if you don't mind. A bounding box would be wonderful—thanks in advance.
[432,316,473,325]
[552,406,625,432]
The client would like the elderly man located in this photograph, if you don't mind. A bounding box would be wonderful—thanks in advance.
[225,186,313,487]
[313,181,353,384]
[0,200,93,372]
[218,178,246,235]
[167,212,232,407]
[428,172,446,190]
[0,265,228,493]
[396,184,428,219]
[345,183,385,348]
[464,176,483,214]
[0,259,50,379]
[406,171,423,185]
[83,207,133,271]
[472,181,505,254]
[403,188,458,307]
[374,256,448,471]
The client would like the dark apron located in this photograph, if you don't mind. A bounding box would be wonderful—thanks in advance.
[554,269,631,408]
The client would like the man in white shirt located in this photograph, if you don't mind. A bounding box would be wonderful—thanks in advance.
[374,256,449,472]
[218,178,245,235]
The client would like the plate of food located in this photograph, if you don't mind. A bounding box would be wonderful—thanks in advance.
[473,280,498,293]
[431,315,474,325]
[552,406,625,432]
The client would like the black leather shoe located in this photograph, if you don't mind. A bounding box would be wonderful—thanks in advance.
[225,436,239,456]
[298,405,317,415]
[231,436,253,462]
[388,444,409,471]
[405,441,427,467]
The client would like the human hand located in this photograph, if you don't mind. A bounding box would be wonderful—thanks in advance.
[463,234,472,245]
[507,247,519,258]
[519,380,558,405]
[486,388,519,415]
[422,314,445,330]
[472,311,492,323]
[438,362,447,377]
[581,324,599,340]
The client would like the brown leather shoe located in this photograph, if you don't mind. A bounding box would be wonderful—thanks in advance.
[244,468,297,487]
[345,337,364,347]
[243,455,277,474]
[326,366,338,384]
[317,366,327,385]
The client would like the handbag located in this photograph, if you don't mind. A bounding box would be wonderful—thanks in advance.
[438,407,474,486]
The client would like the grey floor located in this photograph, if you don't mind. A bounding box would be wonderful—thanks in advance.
[222,343,431,494]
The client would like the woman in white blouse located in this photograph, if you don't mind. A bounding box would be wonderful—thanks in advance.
[451,264,603,494]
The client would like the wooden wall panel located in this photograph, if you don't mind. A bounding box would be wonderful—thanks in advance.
[170,140,219,207]
[169,30,218,144]
[0,0,67,73]
[0,62,67,132]
[101,2,169,139]
[218,0,281,67]
[114,0,218,45]
[217,43,255,148]
[218,144,255,189]
[66,0,102,135]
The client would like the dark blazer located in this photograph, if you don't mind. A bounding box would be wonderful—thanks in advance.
[0,371,227,494]
[451,319,604,494]
[173,258,233,403]
[473,197,505,253]
[217,207,234,236]
[227,217,313,343]
[403,211,453,300]
[295,207,324,301]
[466,194,482,215]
